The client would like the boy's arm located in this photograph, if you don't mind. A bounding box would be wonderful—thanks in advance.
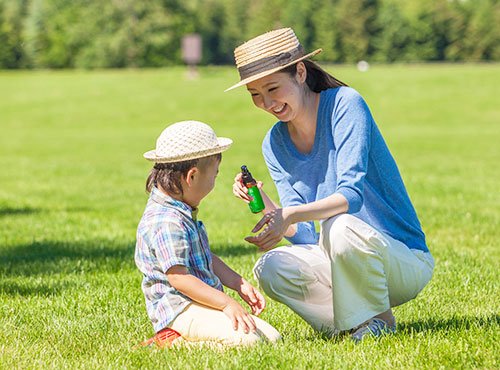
[167,265,233,310]
[211,253,243,290]
[211,254,266,316]
[167,265,257,332]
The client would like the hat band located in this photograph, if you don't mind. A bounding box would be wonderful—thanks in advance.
[238,44,305,81]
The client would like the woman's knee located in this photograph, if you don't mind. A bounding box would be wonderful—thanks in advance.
[321,214,359,257]
[253,248,303,299]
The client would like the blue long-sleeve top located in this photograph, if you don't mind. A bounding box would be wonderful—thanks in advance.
[262,87,428,252]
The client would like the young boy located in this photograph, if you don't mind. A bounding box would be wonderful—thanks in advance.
[135,120,281,348]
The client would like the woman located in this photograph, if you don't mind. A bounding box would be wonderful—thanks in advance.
[228,28,434,341]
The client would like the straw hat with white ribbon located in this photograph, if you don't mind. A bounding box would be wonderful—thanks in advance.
[143,120,232,163]
[225,28,322,92]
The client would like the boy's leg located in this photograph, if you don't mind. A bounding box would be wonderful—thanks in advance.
[253,244,338,336]
[320,214,434,331]
[169,302,281,346]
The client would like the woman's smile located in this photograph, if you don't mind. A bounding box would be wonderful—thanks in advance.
[272,103,287,116]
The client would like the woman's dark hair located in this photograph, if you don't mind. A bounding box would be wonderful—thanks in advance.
[146,153,221,194]
[282,59,348,93]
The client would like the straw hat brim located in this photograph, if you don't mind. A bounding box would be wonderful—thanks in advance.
[143,137,233,163]
[225,48,322,92]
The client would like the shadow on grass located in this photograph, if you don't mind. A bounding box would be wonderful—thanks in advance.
[0,206,41,217]
[0,279,77,297]
[297,315,500,343]
[0,206,93,218]
[0,241,256,296]
[210,243,259,258]
[0,239,134,278]
[400,314,500,333]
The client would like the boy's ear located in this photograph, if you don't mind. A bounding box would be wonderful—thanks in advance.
[184,167,199,187]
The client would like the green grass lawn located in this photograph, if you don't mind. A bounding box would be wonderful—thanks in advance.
[0,64,499,369]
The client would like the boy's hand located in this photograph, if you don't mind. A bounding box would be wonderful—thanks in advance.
[237,279,266,316]
[222,297,257,333]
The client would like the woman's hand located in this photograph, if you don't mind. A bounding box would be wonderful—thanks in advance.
[222,297,257,333]
[245,208,291,252]
[232,172,263,203]
[237,279,266,316]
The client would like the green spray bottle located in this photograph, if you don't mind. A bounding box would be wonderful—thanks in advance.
[241,165,265,213]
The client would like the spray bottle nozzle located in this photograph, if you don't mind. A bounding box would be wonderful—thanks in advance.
[241,165,254,185]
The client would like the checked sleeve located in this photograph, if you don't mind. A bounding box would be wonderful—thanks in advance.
[153,221,190,274]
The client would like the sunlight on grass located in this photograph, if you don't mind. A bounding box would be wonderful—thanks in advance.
[0,65,499,369]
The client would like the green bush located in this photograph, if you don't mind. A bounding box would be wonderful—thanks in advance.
[0,0,499,68]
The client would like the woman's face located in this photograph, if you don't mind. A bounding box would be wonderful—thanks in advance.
[246,64,307,123]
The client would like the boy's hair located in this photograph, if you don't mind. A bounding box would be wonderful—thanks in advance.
[146,153,221,194]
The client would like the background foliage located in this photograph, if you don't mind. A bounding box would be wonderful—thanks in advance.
[0,0,499,69]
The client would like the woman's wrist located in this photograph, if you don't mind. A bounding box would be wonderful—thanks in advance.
[283,206,299,225]
[282,194,349,225]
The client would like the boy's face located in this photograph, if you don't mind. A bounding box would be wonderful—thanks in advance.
[185,157,220,208]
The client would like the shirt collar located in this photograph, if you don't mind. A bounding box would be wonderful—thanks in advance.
[150,186,198,221]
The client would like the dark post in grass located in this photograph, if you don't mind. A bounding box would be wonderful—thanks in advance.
[182,34,202,80]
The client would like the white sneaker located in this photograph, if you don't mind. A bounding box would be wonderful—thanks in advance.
[350,318,396,343]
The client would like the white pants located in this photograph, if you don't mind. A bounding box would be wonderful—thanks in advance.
[253,214,434,333]
[169,302,281,346]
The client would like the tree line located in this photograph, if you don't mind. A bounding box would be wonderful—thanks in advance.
[0,0,498,69]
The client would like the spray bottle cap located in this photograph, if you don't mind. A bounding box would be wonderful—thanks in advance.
[241,165,254,185]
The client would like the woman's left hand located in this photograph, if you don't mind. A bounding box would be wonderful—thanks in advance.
[245,208,290,252]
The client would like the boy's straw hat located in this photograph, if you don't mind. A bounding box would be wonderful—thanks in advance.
[225,28,322,92]
[143,120,232,163]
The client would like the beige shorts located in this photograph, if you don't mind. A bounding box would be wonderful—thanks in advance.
[169,302,281,346]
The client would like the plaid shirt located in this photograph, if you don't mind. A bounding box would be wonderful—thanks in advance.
[135,187,223,333]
